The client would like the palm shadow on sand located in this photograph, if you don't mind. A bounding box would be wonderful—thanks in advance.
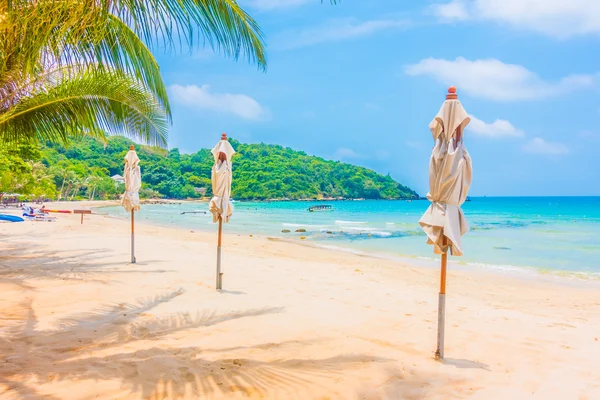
[0,233,393,399]
[1,290,388,399]
[0,241,174,287]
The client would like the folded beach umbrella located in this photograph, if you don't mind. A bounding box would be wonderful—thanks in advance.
[419,87,472,359]
[122,145,141,264]
[209,133,236,290]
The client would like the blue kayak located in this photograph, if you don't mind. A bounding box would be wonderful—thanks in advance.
[0,214,25,222]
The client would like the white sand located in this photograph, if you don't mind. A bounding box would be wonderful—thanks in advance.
[1,205,599,399]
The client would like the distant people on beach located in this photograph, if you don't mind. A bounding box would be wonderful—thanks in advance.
[21,204,47,217]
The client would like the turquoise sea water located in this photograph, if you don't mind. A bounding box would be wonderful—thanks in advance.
[102,197,600,277]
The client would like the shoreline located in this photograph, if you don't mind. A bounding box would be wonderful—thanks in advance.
[86,200,600,286]
[14,199,598,286]
[276,237,600,287]
[4,205,599,291]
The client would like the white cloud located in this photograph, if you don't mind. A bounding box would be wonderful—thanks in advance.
[432,1,469,20]
[240,0,310,10]
[523,137,569,155]
[169,84,269,121]
[272,18,409,50]
[333,147,363,161]
[468,115,524,138]
[405,57,597,101]
[430,0,600,38]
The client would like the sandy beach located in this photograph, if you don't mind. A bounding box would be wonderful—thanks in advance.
[1,204,599,399]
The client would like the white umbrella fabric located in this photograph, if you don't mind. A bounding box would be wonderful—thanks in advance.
[419,87,473,359]
[209,133,235,290]
[122,145,141,263]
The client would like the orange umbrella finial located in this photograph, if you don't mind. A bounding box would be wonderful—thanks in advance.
[218,133,228,161]
[129,145,135,150]
[446,86,458,100]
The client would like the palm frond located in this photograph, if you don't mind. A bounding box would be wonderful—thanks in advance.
[0,1,106,77]
[108,0,267,70]
[76,15,171,116]
[0,68,168,147]
[0,3,169,113]
[0,0,271,147]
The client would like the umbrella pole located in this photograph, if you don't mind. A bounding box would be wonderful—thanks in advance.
[131,210,136,264]
[216,216,223,290]
[435,248,448,359]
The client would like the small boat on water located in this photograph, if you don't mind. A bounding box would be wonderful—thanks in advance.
[308,205,333,212]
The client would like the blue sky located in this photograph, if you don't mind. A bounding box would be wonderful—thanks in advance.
[155,0,600,197]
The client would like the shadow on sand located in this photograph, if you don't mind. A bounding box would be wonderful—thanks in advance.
[443,358,491,371]
[0,289,389,399]
[0,240,174,288]
[0,233,394,399]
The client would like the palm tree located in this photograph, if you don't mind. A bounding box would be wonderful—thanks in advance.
[0,0,267,147]
[85,175,102,200]
[27,161,44,181]
[68,175,83,201]
[56,169,70,200]
[1,67,170,146]
[59,170,78,200]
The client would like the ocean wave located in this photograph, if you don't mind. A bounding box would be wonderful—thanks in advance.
[335,220,367,225]
[282,223,326,229]
[341,226,378,232]
[315,229,401,239]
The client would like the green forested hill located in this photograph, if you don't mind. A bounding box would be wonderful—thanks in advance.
[1,136,419,200]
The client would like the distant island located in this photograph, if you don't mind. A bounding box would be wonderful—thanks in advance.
[1,136,419,201]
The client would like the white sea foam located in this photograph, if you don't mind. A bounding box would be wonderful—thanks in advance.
[369,231,392,237]
[282,223,325,229]
[335,220,367,225]
[333,226,393,237]
[342,226,377,232]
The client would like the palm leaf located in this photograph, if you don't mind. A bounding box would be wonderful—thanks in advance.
[108,0,267,69]
[1,0,267,74]
[0,3,169,114]
[75,15,171,116]
[0,68,168,146]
